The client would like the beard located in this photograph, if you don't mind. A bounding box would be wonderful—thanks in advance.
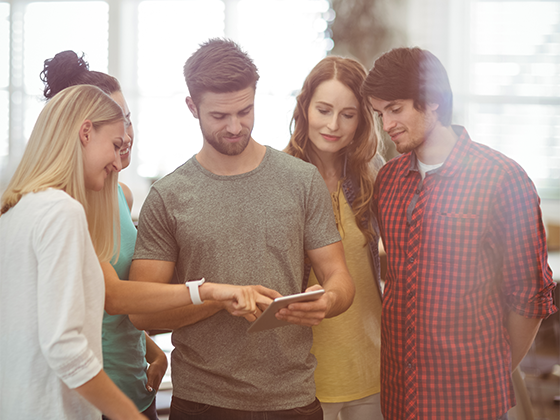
[395,137,421,154]
[201,126,252,156]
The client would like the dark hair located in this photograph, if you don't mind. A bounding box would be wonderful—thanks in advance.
[285,56,379,243]
[183,38,259,104]
[361,47,453,126]
[40,50,121,100]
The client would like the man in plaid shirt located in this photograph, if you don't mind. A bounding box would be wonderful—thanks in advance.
[362,47,557,420]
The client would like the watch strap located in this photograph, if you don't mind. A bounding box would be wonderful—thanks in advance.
[186,278,205,305]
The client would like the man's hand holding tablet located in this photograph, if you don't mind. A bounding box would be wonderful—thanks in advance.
[247,287,326,333]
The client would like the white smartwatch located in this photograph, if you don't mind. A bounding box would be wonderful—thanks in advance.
[185,278,205,305]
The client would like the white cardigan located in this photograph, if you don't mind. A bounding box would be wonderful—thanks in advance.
[0,189,105,419]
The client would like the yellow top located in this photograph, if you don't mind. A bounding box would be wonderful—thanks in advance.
[308,182,382,403]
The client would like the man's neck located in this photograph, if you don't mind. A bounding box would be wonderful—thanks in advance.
[196,138,267,176]
[415,124,458,165]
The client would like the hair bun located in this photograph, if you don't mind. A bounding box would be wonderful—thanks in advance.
[40,50,89,99]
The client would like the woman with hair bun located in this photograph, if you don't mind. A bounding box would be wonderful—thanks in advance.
[40,50,164,419]
[285,56,384,420]
[35,51,273,420]
[41,51,133,191]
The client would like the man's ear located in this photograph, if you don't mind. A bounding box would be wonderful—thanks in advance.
[79,120,93,146]
[427,103,439,112]
[186,97,199,119]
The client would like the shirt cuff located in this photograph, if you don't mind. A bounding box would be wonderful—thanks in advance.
[57,347,103,389]
[507,281,558,319]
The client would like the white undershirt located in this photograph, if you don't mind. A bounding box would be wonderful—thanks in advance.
[417,159,444,179]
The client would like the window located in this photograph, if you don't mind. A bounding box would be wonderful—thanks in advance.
[0,2,9,158]
[136,0,226,178]
[0,0,332,217]
[22,2,109,137]
[468,0,560,199]
[406,0,560,201]
[1,0,109,191]
[135,0,331,179]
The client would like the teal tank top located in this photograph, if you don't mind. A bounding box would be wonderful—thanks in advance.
[102,184,155,411]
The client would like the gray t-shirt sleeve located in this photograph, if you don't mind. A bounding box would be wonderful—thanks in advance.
[133,186,178,262]
[303,169,341,250]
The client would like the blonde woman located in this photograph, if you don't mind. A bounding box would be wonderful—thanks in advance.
[0,85,270,419]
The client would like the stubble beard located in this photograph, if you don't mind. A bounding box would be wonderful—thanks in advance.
[202,128,252,156]
[394,118,432,154]
[396,138,418,154]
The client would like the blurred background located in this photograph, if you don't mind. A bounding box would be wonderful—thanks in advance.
[0,0,558,417]
[1,0,559,220]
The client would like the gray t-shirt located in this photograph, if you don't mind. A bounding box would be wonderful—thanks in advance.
[134,146,341,411]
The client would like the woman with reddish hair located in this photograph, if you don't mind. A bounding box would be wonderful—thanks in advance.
[285,56,384,420]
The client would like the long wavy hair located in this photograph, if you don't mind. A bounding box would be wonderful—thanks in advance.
[285,56,380,243]
[1,85,125,261]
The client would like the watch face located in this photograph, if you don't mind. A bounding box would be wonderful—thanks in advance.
[186,278,204,286]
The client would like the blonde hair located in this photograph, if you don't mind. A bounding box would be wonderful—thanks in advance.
[1,84,125,261]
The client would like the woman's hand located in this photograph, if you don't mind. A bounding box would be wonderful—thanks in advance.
[145,356,167,393]
[200,283,280,321]
[144,333,168,393]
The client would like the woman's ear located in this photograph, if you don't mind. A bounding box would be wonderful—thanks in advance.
[79,120,93,146]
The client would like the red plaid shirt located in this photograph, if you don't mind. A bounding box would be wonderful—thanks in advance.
[374,126,556,420]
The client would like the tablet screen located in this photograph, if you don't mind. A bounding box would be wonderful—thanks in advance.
[247,289,325,333]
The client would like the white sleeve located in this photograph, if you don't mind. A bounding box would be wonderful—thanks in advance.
[34,199,103,389]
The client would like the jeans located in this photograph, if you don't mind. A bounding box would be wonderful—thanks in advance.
[169,396,323,420]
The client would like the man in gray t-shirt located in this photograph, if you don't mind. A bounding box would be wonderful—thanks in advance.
[130,39,354,420]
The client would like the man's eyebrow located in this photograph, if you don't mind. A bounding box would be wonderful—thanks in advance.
[372,100,400,113]
[239,104,254,113]
[386,100,400,108]
[209,104,254,117]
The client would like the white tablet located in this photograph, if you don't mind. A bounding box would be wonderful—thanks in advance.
[247,289,325,333]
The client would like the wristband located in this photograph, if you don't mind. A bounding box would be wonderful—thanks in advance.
[185,278,205,305]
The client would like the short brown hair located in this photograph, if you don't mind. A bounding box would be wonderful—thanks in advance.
[361,47,453,126]
[183,38,259,104]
